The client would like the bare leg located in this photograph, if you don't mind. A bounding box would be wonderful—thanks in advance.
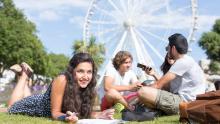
[137,86,158,108]
[105,89,129,108]
[23,79,32,97]
[8,72,29,108]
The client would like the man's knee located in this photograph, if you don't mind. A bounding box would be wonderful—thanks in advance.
[137,86,158,103]
[138,87,157,97]
[137,87,147,97]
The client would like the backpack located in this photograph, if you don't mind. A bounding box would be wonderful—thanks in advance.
[179,90,220,124]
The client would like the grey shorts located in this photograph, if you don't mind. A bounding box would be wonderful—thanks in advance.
[155,90,183,115]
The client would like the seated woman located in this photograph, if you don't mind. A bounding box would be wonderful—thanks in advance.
[7,52,114,123]
[144,53,175,91]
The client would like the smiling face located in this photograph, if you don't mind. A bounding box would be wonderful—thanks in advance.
[73,62,93,88]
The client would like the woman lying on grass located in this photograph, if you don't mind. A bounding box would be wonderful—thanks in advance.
[7,52,114,123]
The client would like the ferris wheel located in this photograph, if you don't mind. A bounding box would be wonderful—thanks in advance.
[83,0,198,85]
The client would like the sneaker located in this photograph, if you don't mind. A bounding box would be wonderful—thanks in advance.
[10,64,22,73]
[113,103,125,119]
[113,103,125,113]
[10,62,33,78]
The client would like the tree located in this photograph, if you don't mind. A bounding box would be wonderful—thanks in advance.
[72,36,105,69]
[199,19,220,74]
[0,0,49,75]
[46,53,69,77]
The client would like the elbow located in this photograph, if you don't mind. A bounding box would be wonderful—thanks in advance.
[51,111,60,120]
[104,83,111,92]
[104,86,110,92]
[51,112,57,120]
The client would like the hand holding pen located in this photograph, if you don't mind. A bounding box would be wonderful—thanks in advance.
[65,111,79,123]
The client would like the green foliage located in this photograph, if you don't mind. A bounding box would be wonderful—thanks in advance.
[0,0,48,75]
[213,19,220,34]
[199,19,220,74]
[46,53,69,77]
[73,40,86,54]
[199,32,220,61]
[72,36,105,69]
[209,61,220,74]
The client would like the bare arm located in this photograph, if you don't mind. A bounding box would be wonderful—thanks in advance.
[50,75,78,122]
[144,68,161,81]
[50,75,67,119]
[151,72,176,89]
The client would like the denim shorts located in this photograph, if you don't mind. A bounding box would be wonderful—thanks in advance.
[155,90,183,115]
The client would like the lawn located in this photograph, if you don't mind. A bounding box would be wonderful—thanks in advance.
[0,112,180,124]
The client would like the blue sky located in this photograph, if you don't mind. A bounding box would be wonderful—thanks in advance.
[13,0,220,64]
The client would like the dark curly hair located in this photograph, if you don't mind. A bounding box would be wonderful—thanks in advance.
[61,52,97,119]
[112,51,133,70]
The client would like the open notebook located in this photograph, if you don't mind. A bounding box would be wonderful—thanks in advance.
[77,119,125,124]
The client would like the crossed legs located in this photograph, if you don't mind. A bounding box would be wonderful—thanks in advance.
[8,64,32,108]
[137,86,158,108]
[102,87,158,110]
[138,86,182,115]
[104,89,129,109]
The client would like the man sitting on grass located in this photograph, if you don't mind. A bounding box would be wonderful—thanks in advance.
[100,51,142,111]
[138,33,206,115]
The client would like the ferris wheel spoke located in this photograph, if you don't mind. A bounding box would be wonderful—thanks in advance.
[105,31,121,43]
[94,6,118,21]
[163,27,171,39]
[147,2,167,15]
[130,33,154,77]
[119,0,127,14]
[130,28,154,65]
[139,28,168,43]
[90,20,118,25]
[98,27,122,36]
[114,30,128,55]
[141,23,169,29]
[97,30,128,85]
[174,5,191,13]
[130,28,144,62]
[135,29,164,60]
[137,38,155,66]
[108,0,123,15]
[128,0,142,15]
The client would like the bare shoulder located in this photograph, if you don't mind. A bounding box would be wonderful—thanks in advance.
[52,75,67,89]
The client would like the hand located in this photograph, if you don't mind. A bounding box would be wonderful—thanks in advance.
[96,109,115,120]
[65,111,78,123]
[130,82,143,91]
[144,67,155,76]
[148,83,158,89]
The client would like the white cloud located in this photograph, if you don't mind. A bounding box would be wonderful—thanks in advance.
[13,0,91,22]
[13,0,91,11]
[39,10,60,21]
[197,15,220,32]
[69,16,85,27]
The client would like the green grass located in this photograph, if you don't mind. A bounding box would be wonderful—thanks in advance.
[0,113,65,124]
[0,112,179,124]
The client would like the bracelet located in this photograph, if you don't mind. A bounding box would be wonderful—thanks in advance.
[57,115,67,121]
